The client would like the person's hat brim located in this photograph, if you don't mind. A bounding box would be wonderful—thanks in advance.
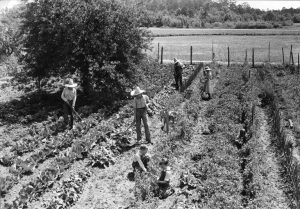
[64,83,77,88]
[130,89,145,97]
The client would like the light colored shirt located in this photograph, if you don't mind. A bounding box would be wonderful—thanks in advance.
[133,95,150,109]
[133,151,150,172]
[158,167,171,181]
[61,87,77,106]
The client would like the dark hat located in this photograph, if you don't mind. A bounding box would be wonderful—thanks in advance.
[159,158,169,166]
[140,145,148,150]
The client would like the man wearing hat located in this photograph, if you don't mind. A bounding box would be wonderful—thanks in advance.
[61,78,77,129]
[203,66,213,100]
[174,58,184,91]
[131,86,152,144]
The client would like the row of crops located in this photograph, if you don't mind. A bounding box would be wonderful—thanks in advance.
[135,65,292,209]
[0,64,199,209]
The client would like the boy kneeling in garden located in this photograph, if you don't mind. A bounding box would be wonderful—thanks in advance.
[132,145,151,200]
[154,158,175,199]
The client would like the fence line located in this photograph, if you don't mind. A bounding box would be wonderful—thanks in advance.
[157,42,300,68]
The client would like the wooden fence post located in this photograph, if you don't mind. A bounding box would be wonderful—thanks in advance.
[298,53,300,74]
[190,46,193,65]
[160,46,163,64]
[228,47,230,67]
[157,43,160,62]
[289,45,294,66]
[252,48,255,68]
[292,46,294,66]
[268,42,271,63]
[282,48,285,65]
[244,49,248,65]
[212,41,214,62]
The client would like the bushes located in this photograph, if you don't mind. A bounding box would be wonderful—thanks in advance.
[235,21,273,29]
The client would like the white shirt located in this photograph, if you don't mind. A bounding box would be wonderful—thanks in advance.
[133,95,150,109]
[61,87,77,101]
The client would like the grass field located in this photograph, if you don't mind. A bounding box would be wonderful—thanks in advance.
[149,33,300,63]
[149,27,300,37]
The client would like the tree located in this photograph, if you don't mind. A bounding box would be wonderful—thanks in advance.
[21,0,151,95]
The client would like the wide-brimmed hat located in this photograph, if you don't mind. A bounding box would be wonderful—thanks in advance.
[130,86,145,97]
[204,66,211,71]
[64,78,77,88]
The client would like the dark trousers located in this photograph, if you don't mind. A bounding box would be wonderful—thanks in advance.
[136,107,151,142]
[63,100,73,128]
[174,73,183,90]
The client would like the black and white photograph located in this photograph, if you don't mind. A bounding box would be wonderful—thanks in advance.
[0,0,300,208]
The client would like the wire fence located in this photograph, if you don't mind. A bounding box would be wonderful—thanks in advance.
[150,36,300,66]
[154,44,300,66]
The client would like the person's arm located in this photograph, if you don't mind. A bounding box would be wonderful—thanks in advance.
[135,154,147,172]
[133,98,137,122]
[61,89,67,103]
[134,108,137,122]
[72,89,77,108]
[145,95,150,104]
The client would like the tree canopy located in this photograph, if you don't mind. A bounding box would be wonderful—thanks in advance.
[127,0,300,28]
[21,0,151,96]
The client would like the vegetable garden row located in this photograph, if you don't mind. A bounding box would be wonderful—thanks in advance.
[134,64,293,209]
[0,62,297,209]
[0,64,199,209]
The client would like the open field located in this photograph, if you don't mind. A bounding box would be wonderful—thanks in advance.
[149,34,300,63]
[149,27,300,37]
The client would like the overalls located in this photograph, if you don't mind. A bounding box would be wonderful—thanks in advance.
[174,62,183,90]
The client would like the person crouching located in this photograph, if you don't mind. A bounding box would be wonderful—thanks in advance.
[132,145,151,200]
[154,158,175,199]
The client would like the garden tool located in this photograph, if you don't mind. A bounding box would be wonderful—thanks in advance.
[65,101,83,121]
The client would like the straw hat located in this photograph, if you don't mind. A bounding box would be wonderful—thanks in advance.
[130,86,145,97]
[64,78,77,88]
[204,66,211,71]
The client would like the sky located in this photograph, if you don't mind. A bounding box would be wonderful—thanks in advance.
[0,0,21,10]
[236,0,300,10]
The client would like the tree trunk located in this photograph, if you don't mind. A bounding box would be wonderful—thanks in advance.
[81,62,91,95]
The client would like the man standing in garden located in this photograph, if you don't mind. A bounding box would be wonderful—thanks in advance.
[203,66,213,100]
[131,87,152,144]
[174,58,184,91]
[61,78,77,130]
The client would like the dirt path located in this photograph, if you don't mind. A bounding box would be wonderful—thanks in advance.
[254,106,290,206]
